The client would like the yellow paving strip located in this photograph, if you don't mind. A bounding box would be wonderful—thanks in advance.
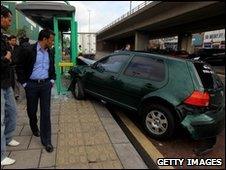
[116,111,174,169]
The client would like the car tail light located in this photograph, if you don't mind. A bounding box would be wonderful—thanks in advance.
[184,91,210,107]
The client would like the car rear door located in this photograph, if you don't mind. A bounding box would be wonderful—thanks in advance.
[115,54,168,109]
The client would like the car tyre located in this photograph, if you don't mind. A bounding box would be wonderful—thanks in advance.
[141,104,175,140]
[74,79,85,100]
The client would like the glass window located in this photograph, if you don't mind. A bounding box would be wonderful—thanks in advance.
[124,56,165,82]
[194,63,223,89]
[98,55,130,73]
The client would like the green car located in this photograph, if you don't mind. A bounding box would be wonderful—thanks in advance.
[69,51,225,140]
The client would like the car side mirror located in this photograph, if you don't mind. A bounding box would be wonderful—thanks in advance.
[91,62,105,72]
[91,62,98,69]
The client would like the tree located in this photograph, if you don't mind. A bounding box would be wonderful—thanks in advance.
[4,26,28,37]
[63,36,70,48]
[16,26,28,38]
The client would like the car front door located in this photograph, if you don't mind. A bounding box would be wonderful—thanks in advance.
[83,54,131,100]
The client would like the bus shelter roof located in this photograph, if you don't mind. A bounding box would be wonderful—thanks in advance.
[16,1,75,31]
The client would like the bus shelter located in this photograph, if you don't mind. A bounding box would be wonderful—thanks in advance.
[16,1,78,94]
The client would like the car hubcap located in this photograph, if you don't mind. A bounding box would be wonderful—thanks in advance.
[145,110,168,135]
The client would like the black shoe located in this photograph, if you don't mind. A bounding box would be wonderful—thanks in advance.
[45,144,54,153]
[32,130,40,137]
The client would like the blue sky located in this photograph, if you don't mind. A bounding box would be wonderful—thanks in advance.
[68,1,145,32]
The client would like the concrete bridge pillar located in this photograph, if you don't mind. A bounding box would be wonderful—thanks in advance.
[135,31,149,51]
[97,41,104,51]
[97,40,114,52]
[178,33,194,54]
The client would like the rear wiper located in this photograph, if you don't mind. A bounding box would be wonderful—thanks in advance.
[207,87,224,93]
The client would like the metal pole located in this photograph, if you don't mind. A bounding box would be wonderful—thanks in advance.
[130,1,132,14]
[53,17,61,94]
[71,12,76,65]
[88,10,91,53]
[75,21,78,62]
[88,10,91,32]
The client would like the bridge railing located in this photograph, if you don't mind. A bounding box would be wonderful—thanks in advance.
[97,1,152,33]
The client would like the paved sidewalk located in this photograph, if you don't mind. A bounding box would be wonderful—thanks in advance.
[2,88,147,169]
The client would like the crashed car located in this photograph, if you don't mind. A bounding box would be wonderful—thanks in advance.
[69,51,225,140]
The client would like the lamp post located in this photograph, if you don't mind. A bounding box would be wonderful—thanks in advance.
[130,1,132,14]
[88,10,91,53]
[88,10,91,32]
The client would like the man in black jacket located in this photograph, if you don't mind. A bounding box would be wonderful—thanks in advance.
[1,5,20,166]
[16,29,56,153]
[8,35,20,100]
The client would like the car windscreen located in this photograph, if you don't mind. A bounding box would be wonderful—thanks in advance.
[194,62,223,90]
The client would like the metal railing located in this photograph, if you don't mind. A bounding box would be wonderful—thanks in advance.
[21,1,70,5]
[97,1,153,33]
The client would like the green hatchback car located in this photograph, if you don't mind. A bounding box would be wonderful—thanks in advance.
[69,51,225,140]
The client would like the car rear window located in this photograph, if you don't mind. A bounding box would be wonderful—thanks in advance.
[194,62,223,89]
[124,55,165,82]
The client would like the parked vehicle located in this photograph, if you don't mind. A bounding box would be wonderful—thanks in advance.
[146,49,189,58]
[170,50,189,58]
[69,51,225,140]
[189,48,225,66]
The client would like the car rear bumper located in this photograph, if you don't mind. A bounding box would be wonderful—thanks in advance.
[180,105,225,140]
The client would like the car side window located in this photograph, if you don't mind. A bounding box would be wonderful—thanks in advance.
[124,56,165,82]
[98,55,130,73]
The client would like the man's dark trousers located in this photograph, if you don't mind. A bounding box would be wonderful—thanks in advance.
[25,80,52,145]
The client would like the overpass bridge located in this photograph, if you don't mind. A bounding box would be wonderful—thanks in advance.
[96,1,225,53]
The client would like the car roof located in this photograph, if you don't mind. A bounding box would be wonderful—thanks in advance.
[113,50,188,62]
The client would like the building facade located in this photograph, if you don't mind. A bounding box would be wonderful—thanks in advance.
[203,29,225,49]
[78,33,96,54]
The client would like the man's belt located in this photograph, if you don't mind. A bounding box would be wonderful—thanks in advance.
[29,78,49,83]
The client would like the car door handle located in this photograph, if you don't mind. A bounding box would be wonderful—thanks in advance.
[132,71,140,75]
[145,83,152,88]
[86,71,94,74]
[110,75,116,80]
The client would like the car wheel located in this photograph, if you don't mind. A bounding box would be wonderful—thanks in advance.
[141,104,175,140]
[74,79,85,100]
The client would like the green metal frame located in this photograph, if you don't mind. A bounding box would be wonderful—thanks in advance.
[22,0,69,5]
[20,1,77,94]
[53,16,77,95]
